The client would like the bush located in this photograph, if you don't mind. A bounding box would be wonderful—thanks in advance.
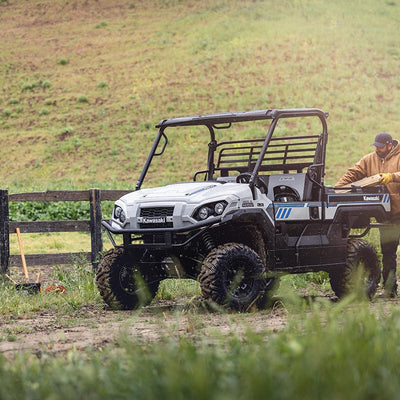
[39,108,49,116]
[42,80,52,89]
[58,58,69,65]
[60,126,74,135]
[77,95,88,103]
[95,21,108,29]
[2,108,11,117]
[9,201,90,222]
[97,81,107,89]
[21,82,38,92]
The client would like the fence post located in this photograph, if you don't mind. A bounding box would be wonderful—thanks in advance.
[89,188,103,270]
[0,190,10,274]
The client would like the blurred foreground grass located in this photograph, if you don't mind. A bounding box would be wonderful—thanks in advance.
[0,295,399,399]
[1,260,399,399]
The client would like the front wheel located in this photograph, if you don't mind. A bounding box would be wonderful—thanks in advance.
[198,242,271,311]
[96,248,166,310]
[329,239,380,300]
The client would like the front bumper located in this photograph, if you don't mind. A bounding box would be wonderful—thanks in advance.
[102,215,223,235]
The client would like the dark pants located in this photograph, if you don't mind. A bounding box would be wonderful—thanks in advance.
[379,223,400,293]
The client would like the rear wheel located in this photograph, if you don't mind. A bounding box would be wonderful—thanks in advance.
[96,247,167,310]
[329,239,380,300]
[198,242,271,311]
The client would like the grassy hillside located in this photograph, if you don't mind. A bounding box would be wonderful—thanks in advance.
[1,0,400,192]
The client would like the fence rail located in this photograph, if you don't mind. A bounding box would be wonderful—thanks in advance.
[0,189,131,274]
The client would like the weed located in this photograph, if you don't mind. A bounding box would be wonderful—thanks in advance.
[77,94,88,103]
[97,81,107,89]
[42,80,51,89]
[95,21,108,29]
[39,108,49,116]
[21,81,38,91]
[60,126,74,135]
[2,108,11,117]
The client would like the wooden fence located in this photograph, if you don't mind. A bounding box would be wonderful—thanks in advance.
[0,189,131,274]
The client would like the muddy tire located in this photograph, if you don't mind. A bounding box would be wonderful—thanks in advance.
[96,247,166,310]
[198,242,269,311]
[329,239,380,300]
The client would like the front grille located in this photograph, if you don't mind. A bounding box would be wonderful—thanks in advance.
[139,206,174,229]
[140,207,174,217]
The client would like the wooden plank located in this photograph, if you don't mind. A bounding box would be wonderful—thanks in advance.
[8,189,133,202]
[9,190,90,202]
[9,252,91,267]
[335,174,382,193]
[351,174,383,187]
[100,190,132,201]
[9,220,91,233]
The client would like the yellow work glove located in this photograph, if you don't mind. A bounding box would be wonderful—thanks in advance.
[380,173,393,185]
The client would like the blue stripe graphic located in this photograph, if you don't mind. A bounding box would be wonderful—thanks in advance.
[276,207,292,219]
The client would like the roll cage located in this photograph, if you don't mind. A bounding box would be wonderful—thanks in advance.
[135,108,329,197]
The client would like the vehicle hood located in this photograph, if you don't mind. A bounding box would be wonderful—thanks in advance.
[119,181,251,205]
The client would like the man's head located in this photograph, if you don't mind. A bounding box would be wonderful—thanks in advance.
[372,132,393,158]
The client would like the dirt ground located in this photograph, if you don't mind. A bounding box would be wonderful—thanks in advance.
[0,301,289,358]
[1,265,397,359]
[0,265,290,358]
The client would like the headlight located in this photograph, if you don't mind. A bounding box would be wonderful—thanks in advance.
[193,201,227,221]
[114,206,126,224]
[198,206,211,220]
[214,202,225,215]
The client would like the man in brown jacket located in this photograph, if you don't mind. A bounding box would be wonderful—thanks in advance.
[336,132,400,297]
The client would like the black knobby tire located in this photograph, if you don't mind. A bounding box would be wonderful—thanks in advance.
[198,242,268,311]
[96,247,166,310]
[329,239,380,300]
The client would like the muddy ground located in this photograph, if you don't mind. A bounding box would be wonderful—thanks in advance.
[0,266,397,359]
[0,301,290,358]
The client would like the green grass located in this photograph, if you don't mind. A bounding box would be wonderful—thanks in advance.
[1,0,400,191]
[1,1,399,397]
[0,261,101,316]
[1,301,400,399]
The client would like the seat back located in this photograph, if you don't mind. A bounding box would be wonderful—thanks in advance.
[259,173,313,201]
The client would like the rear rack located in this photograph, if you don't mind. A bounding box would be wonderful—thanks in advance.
[215,134,321,175]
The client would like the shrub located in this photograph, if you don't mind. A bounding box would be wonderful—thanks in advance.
[58,58,69,65]
[8,98,20,105]
[39,108,49,116]
[95,21,108,29]
[97,81,107,89]
[2,108,12,117]
[77,95,88,103]
[60,126,74,135]
[21,81,38,91]
[9,201,90,222]
[42,80,52,89]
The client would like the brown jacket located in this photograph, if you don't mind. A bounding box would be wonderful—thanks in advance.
[336,140,400,220]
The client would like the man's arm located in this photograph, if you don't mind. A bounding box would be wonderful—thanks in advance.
[336,159,368,187]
